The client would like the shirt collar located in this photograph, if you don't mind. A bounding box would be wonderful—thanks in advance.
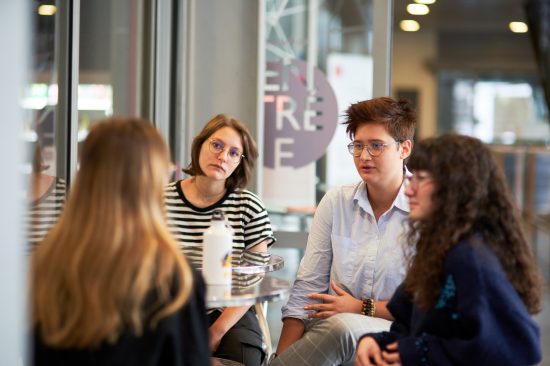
[353,166,411,215]
[393,180,410,213]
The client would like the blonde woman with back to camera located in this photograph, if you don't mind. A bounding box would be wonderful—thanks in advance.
[31,118,210,365]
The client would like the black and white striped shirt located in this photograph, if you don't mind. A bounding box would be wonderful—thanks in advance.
[165,180,276,287]
[26,177,66,250]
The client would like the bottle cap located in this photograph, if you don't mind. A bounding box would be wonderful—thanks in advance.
[212,209,224,221]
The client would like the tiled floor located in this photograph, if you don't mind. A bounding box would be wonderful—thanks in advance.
[267,225,550,364]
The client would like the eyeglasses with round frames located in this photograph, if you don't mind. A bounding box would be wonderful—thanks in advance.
[208,139,244,164]
[405,173,433,190]
[347,141,401,157]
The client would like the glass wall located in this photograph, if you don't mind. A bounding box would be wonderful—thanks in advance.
[439,73,550,219]
[78,0,146,151]
[25,1,60,176]
[24,0,65,249]
[262,0,376,232]
[449,77,549,144]
[24,0,152,250]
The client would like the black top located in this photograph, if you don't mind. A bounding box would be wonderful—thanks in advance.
[33,271,210,366]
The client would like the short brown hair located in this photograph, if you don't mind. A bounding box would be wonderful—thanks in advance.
[184,114,258,192]
[343,97,416,142]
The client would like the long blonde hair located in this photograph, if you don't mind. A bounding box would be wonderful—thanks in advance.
[31,117,193,348]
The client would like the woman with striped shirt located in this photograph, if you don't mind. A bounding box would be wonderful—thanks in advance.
[165,114,276,366]
[26,176,65,249]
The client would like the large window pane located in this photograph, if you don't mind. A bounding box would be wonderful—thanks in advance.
[262,0,375,232]
[24,0,66,249]
[78,0,144,140]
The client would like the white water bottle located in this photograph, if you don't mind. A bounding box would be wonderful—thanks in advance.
[202,209,233,286]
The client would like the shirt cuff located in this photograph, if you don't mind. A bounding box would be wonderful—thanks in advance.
[243,250,271,265]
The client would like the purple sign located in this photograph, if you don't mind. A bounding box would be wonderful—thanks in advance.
[264,59,338,169]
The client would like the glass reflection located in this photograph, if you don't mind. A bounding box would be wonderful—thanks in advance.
[25,1,66,250]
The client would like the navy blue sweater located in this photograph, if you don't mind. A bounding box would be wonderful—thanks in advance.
[364,237,541,366]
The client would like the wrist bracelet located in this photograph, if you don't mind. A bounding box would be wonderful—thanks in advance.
[361,298,375,317]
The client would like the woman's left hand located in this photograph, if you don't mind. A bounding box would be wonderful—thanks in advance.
[305,281,362,318]
[381,342,401,365]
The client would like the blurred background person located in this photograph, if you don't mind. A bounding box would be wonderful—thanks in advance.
[25,107,65,250]
[355,134,543,366]
[165,113,276,365]
[25,142,65,250]
[31,118,210,366]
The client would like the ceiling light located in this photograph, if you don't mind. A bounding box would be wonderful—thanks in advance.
[415,0,436,4]
[407,3,430,15]
[509,21,528,33]
[38,4,57,16]
[400,20,420,32]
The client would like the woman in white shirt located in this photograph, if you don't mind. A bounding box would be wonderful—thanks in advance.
[273,97,416,366]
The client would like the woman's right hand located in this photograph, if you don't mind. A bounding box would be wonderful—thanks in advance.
[208,325,225,352]
[355,337,383,366]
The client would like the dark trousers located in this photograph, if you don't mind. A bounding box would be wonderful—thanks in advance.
[208,308,265,366]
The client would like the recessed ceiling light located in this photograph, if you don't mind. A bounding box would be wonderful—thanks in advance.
[415,0,436,4]
[38,4,57,16]
[509,21,528,33]
[400,20,421,32]
[407,3,430,16]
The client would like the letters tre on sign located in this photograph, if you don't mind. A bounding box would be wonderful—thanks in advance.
[263,59,338,169]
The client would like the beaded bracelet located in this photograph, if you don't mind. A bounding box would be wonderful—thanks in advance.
[361,298,376,317]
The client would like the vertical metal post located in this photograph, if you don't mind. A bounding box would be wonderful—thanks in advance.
[153,0,173,142]
[372,0,393,97]
[55,0,80,186]
[307,0,319,80]
[185,0,196,156]
[256,0,266,196]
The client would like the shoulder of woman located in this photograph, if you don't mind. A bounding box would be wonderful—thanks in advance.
[232,188,263,202]
[445,237,500,278]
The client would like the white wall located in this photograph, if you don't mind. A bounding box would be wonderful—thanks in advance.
[185,0,261,191]
[0,2,27,365]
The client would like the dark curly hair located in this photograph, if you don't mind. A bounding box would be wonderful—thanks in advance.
[405,134,543,314]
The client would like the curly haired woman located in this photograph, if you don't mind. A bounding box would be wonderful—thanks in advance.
[355,134,543,366]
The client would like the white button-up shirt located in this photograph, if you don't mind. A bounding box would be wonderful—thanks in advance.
[281,180,410,320]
